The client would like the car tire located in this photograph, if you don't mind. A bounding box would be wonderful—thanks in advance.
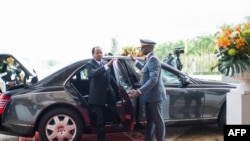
[217,103,226,129]
[38,107,83,141]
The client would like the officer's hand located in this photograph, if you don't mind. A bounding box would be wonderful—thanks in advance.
[128,54,136,61]
[128,89,140,98]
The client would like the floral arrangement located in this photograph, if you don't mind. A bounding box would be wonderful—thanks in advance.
[120,46,144,57]
[211,22,250,76]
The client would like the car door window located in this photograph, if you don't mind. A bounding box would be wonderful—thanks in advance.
[113,60,133,91]
[161,69,180,84]
[72,68,88,81]
[70,67,89,98]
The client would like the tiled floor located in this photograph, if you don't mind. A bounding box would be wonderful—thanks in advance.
[165,125,223,141]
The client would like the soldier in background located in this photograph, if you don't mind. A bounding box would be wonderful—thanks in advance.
[163,53,177,68]
[174,48,184,71]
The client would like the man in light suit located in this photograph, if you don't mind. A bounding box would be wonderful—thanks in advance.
[128,39,167,141]
[86,46,119,141]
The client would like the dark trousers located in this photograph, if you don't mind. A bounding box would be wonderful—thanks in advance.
[89,104,105,141]
[106,92,121,124]
[145,101,166,141]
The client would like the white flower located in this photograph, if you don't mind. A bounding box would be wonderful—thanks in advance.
[230,31,239,38]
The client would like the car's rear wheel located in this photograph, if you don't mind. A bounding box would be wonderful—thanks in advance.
[38,107,83,141]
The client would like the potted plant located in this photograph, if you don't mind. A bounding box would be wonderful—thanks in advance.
[211,22,250,77]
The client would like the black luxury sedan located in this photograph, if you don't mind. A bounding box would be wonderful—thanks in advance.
[0,56,236,141]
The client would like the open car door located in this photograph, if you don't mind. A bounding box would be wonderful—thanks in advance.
[113,59,135,131]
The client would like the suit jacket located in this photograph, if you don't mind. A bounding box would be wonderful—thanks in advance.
[0,62,7,73]
[136,52,167,102]
[86,59,111,105]
[1,64,21,83]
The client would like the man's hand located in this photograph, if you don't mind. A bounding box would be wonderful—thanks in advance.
[127,89,141,98]
[107,58,117,67]
[128,54,136,61]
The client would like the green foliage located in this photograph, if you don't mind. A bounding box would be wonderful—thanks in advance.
[116,34,217,74]
[211,22,250,76]
[154,34,217,74]
[113,17,250,75]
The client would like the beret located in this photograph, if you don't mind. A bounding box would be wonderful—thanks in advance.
[140,39,156,46]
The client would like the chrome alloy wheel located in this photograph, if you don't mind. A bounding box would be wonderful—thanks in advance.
[45,114,77,141]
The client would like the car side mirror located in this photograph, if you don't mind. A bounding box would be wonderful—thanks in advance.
[23,75,38,87]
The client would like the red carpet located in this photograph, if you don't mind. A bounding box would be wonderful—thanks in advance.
[18,131,145,141]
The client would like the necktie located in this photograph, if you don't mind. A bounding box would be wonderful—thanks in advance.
[100,62,103,67]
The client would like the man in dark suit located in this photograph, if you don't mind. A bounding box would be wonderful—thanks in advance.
[0,59,8,92]
[0,59,7,73]
[1,57,21,90]
[128,39,167,141]
[86,46,117,141]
